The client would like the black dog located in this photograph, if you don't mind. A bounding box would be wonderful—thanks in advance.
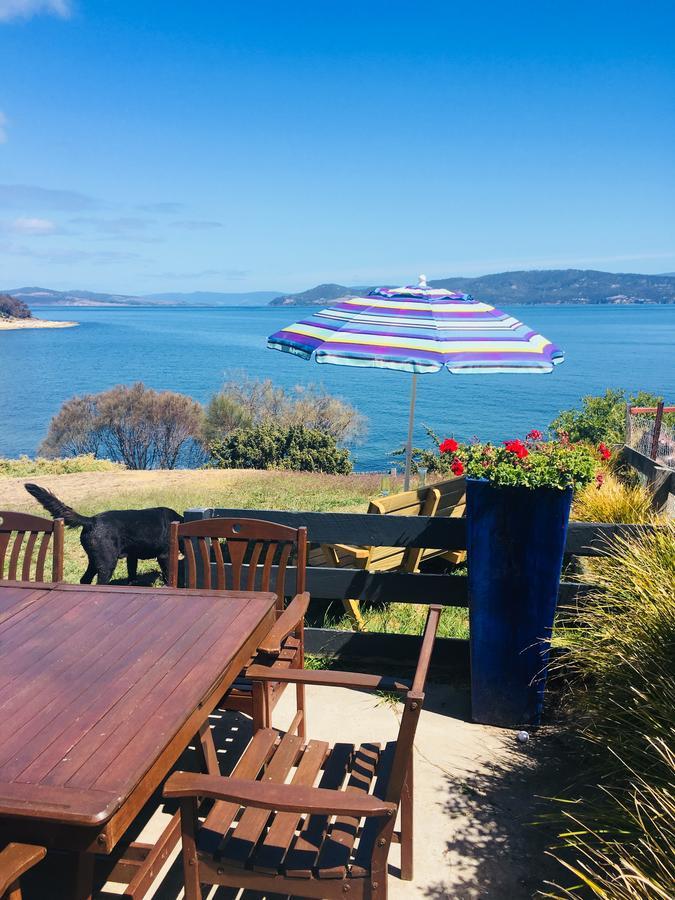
[25,483,183,585]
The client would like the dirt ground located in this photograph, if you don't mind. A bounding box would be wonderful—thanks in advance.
[0,469,264,508]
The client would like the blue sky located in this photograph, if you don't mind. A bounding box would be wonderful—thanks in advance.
[1,0,674,294]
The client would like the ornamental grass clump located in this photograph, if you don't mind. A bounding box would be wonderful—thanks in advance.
[572,471,664,525]
[436,430,599,491]
[548,525,675,898]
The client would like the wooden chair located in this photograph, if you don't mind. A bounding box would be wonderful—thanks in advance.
[0,512,64,582]
[310,476,466,629]
[168,518,309,738]
[0,844,46,900]
[164,605,442,900]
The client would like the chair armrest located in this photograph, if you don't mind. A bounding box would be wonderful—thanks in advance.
[164,773,395,818]
[257,592,310,655]
[246,665,410,693]
[0,843,46,895]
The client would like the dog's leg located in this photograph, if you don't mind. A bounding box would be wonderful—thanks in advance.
[81,560,96,584]
[126,555,138,583]
[157,553,170,585]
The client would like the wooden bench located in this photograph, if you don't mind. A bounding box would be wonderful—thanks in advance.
[309,476,466,629]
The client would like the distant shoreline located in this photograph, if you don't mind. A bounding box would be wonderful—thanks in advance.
[27,301,675,311]
[0,316,79,331]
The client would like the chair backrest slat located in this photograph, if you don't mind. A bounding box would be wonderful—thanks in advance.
[183,535,197,587]
[0,512,63,583]
[212,539,226,590]
[275,542,292,605]
[169,518,307,617]
[8,531,26,580]
[246,542,265,591]
[0,531,11,580]
[34,532,52,581]
[21,532,39,581]
[198,537,211,590]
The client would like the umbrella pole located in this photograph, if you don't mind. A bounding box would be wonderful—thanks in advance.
[403,373,417,491]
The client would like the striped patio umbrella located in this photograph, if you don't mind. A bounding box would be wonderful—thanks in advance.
[268,276,564,487]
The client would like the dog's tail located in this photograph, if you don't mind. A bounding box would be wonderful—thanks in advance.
[24,483,92,528]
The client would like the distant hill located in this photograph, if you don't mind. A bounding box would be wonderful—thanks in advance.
[7,270,675,311]
[270,269,675,307]
[141,290,280,306]
[4,287,283,308]
[271,283,370,307]
[6,286,144,306]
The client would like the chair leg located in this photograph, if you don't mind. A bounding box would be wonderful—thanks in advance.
[296,682,306,738]
[342,598,365,631]
[251,680,269,732]
[7,881,22,900]
[400,758,414,880]
[179,797,202,900]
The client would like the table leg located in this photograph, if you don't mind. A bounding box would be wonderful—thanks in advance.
[73,851,95,900]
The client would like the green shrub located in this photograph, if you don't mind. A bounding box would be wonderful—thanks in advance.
[209,423,353,474]
[40,383,204,469]
[0,293,31,319]
[205,375,366,444]
[550,525,675,897]
[0,454,125,477]
[550,388,672,445]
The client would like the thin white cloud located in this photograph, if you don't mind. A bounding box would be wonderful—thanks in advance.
[137,201,185,214]
[0,216,58,235]
[0,111,7,143]
[0,183,97,210]
[70,216,154,234]
[146,268,248,280]
[0,0,71,22]
[0,241,144,265]
[170,220,224,231]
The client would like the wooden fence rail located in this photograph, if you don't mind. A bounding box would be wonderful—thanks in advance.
[620,445,675,514]
[182,507,657,665]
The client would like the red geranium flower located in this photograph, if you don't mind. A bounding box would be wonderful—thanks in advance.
[527,429,543,441]
[439,438,458,454]
[450,458,464,476]
[504,439,529,459]
[597,442,611,460]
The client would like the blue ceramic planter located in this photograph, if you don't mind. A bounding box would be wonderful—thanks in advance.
[466,478,573,727]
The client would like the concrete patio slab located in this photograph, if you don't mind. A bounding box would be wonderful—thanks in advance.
[19,680,566,899]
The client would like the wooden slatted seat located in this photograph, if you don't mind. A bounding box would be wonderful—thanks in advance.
[0,511,64,583]
[0,843,46,900]
[312,476,466,629]
[165,605,442,900]
[168,518,309,739]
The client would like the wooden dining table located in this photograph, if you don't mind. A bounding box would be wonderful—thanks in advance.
[0,580,277,899]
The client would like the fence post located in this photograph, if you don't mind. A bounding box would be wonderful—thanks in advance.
[650,402,664,460]
[624,402,632,447]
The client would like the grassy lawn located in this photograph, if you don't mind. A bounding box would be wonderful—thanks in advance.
[2,463,468,638]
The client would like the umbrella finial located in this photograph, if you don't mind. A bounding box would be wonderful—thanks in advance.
[418,273,427,287]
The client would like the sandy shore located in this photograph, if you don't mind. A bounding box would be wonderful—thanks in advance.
[0,316,79,330]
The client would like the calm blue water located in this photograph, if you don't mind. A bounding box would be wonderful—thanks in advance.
[1,305,674,470]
